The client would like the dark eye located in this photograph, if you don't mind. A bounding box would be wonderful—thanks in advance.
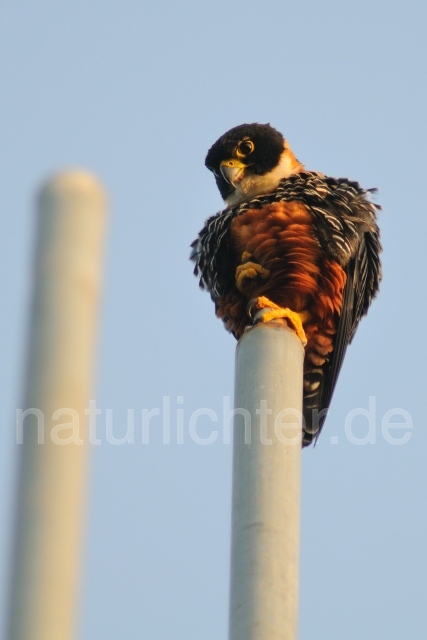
[236,140,255,157]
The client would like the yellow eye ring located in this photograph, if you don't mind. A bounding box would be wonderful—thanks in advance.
[236,139,255,158]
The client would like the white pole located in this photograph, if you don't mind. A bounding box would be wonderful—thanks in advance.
[228,322,304,640]
[6,171,107,640]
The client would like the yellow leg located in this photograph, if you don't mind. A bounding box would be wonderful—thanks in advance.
[235,255,270,293]
[250,296,309,346]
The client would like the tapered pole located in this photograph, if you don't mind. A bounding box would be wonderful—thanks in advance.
[6,171,107,640]
[229,322,304,640]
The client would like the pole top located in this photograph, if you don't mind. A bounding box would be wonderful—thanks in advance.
[38,170,107,211]
[238,320,305,353]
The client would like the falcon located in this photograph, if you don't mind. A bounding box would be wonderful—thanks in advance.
[191,123,381,445]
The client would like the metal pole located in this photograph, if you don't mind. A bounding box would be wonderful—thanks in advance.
[228,322,304,640]
[6,171,107,640]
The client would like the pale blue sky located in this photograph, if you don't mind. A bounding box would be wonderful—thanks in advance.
[1,2,426,638]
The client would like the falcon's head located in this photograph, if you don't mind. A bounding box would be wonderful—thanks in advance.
[205,123,304,207]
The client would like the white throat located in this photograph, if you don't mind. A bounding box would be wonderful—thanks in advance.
[224,149,302,208]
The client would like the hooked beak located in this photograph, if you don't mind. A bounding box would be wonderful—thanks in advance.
[220,158,246,186]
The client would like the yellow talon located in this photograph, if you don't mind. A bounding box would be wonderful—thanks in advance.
[250,296,309,346]
[235,260,270,293]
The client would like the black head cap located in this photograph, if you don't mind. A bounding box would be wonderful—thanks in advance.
[205,123,285,199]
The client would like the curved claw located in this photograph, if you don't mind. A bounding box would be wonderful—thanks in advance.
[249,296,309,346]
[235,261,270,293]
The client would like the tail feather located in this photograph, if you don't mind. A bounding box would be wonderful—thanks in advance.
[302,368,327,446]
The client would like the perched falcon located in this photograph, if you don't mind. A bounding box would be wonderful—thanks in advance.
[191,123,381,446]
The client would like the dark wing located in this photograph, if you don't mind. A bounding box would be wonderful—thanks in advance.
[308,178,382,435]
[190,207,237,300]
